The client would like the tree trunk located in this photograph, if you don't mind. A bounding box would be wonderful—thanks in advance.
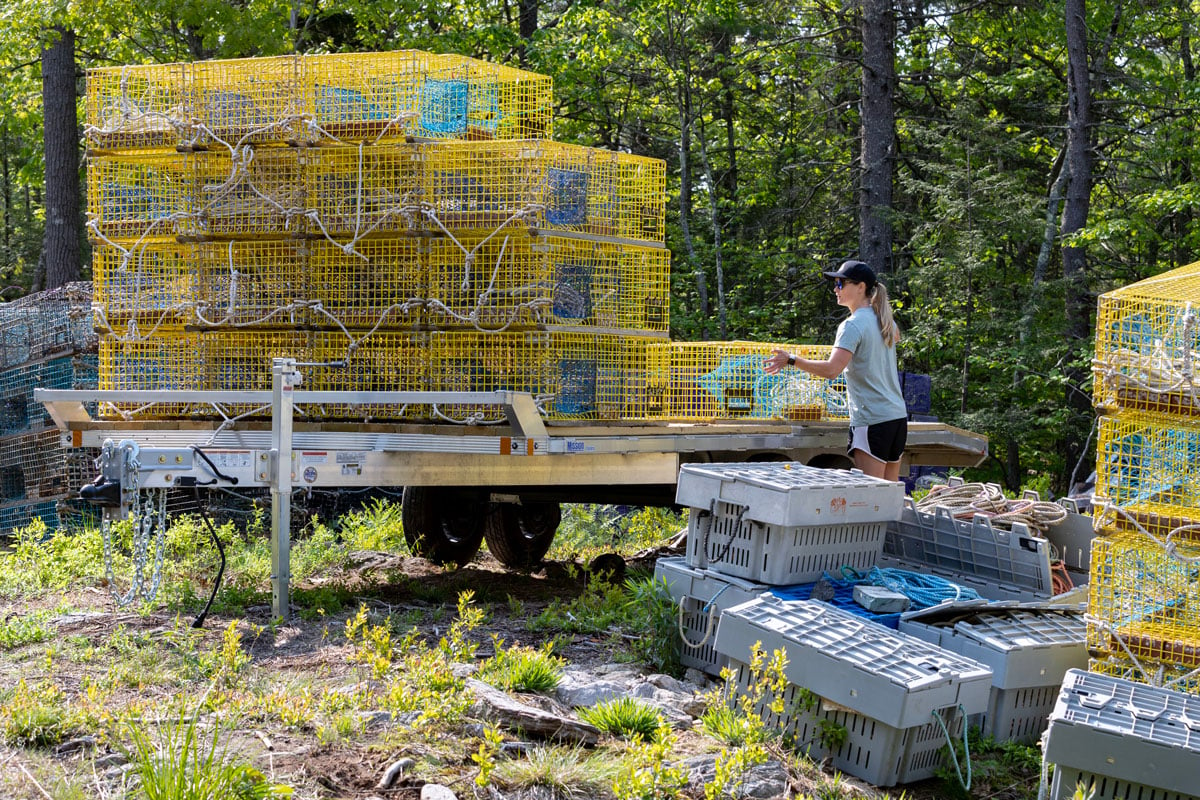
[41,26,82,290]
[859,0,895,274]
[518,0,538,67]
[1061,0,1095,493]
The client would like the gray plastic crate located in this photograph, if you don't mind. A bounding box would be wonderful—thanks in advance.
[685,501,887,583]
[879,501,1058,602]
[676,462,905,527]
[729,657,966,786]
[1043,669,1200,800]
[713,595,993,729]
[899,603,1088,743]
[654,557,767,676]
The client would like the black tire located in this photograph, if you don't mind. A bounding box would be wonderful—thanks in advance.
[483,501,562,568]
[401,486,487,566]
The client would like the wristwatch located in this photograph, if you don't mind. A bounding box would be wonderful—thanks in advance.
[787,355,796,366]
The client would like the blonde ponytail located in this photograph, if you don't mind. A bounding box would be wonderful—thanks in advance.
[871,282,901,347]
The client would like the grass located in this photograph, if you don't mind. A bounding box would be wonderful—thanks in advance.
[578,697,666,742]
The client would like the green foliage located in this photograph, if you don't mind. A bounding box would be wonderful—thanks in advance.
[623,576,683,676]
[492,744,619,797]
[478,638,563,693]
[471,725,504,787]
[0,679,75,747]
[336,496,408,552]
[934,730,1043,800]
[0,611,52,649]
[549,505,686,562]
[611,723,687,800]
[578,697,665,743]
[127,703,294,800]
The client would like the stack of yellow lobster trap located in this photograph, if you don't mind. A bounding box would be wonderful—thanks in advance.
[86,50,847,425]
[1088,262,1200,692]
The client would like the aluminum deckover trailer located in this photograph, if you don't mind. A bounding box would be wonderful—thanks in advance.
[38,360,987,621]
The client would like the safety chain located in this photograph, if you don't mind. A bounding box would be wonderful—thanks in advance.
[100,440,169,607]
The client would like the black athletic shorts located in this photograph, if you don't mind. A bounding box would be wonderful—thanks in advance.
[847,417,908,463]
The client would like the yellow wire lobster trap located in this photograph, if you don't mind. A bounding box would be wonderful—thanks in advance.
[302,51,423,145]
[1087,530,1200,669]
[308,331,426,421]
[544,331,665,420]
[87,152,194,242]
[1094,413,1200,541]
[308,238,425,330]
[191,147,306,239]
[647,341,848,421]
[85,62,190,153]
[92,240,195,331]
[413,52,552,141]
[1088,653,1200,697]
[1094,261,1200,419]
[199,331,314,419]
[189,55,304,147]
[425,234,552,329]
[424,329,553,423]
[304,144,421,238]
[417,141,666,243]
[196,240,311,328]
[98,331,204,419]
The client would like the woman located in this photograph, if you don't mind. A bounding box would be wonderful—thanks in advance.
[764,259,908,481]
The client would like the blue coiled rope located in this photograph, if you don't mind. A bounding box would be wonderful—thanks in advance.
[839,565,981,609]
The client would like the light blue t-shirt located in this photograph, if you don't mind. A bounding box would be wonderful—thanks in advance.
[832,307,908,427]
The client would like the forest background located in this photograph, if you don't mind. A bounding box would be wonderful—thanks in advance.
[0,0,1191,496]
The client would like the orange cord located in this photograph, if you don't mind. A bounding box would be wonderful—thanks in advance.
[1051,560,1075,595]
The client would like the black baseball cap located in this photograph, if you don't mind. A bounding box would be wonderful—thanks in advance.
[822,260,876,289]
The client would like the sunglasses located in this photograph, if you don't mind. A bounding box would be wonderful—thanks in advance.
[833,278,846,289]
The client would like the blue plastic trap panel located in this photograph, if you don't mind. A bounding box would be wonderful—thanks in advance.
[714,594,993,729]
[1043,669,1200,799]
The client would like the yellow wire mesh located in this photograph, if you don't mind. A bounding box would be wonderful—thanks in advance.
[304,145,421,238]
[303,51,422,145]
[85,62,189,153]
[1094,261,1200,418]
[1094,413,1200,540]
[425,329,554,423]
[647,341,848,421]
[426,234,551,329]
[1087,530,1200,669]
[92,240,194,331]
[617,154,667,243]
[1087,654,1200,697]
[196,240,310,328]
[309,238,425,330]
[545,332,663,420]
[309,331,425,420]
[418,141,667,243]
[199,331,313,419]
[415,52,552,141]
[98,331,203,419]
[192,147,305,238]
[189,55,304,147]
[87,152,194,242]
[85,51,553,151]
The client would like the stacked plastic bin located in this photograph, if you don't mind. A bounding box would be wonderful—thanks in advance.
[1035,262,1200,799]
[85,51,672,423]
[660,463,1002,786]
[716,594,993,786]
[0,284,99,534]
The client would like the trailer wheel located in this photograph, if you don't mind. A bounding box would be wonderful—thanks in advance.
[401,486,487,566]
[484,501,561,568]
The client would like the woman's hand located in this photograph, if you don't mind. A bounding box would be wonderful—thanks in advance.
[764,349,792,375]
